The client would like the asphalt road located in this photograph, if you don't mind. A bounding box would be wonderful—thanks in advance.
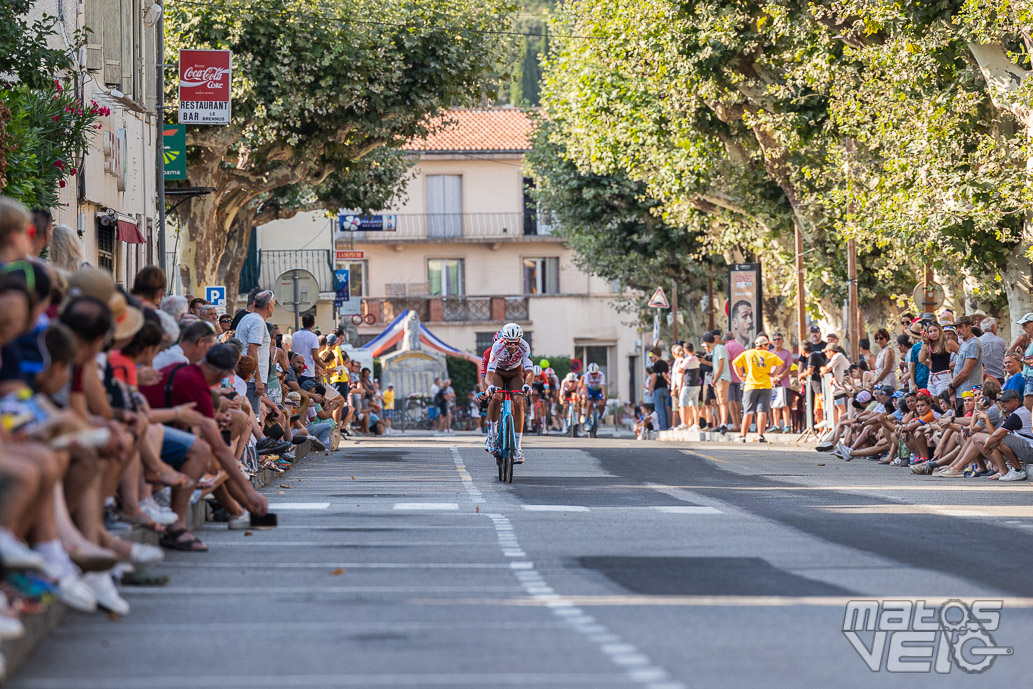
[12,434,1033,688]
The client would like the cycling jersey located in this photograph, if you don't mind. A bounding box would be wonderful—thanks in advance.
[541,368,560,391]
[560,381,579,398]
[486,339,532,373]
[581,371,606,390]
[479,347,493,379]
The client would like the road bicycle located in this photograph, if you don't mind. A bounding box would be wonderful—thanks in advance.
[493,389,525,483]
[531,394,547,436]
[565,399,578,438]
[585,403,600,439]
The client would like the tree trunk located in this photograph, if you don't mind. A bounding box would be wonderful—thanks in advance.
[1000,237,1033,342]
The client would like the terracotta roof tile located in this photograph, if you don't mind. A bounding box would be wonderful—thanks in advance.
[405,108,535,153]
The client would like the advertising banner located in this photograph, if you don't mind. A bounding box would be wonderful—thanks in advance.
[179,49,232,124]
[163,125,187,180]
[727,263,762,349]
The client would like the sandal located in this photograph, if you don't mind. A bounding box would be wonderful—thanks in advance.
[159,528,208,552]
[144,466,193,489]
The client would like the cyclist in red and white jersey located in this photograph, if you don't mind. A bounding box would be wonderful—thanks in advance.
[559,372,580,432]
[478,330,501,440]
[485,322,534,462]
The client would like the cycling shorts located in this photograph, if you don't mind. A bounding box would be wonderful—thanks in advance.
[492,367,525,392]
[532,383,546,396]
[586,388,604,401]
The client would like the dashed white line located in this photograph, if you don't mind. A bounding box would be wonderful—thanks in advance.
[451,446,487,504]
[522,505,590,512]
[393,503,459,511]
[266,502,331,510]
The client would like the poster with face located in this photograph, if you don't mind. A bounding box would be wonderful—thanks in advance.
[728,263,762,349]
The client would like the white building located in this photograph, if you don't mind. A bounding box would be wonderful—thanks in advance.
[256,108,643,401]
[29,0,162,282]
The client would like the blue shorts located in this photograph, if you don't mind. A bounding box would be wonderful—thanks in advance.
[586,388,603,401]
[383,409,394,419]
[160,426,196,470]
[1024,376,1033,398]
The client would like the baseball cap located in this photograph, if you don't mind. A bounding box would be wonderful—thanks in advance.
[754,335,770,347]
[1016,313,1033,325]
[204,343,239,372]
[702,332,716,344]
[961,390,974,399]
[1000,389,1021,402]
[327,334,339,345]
[387,383,394,388]
[809,325,821,333]
[300,379,318,391]
[854,390,872,405]
[875,384,895,395]
[947,315,974,327]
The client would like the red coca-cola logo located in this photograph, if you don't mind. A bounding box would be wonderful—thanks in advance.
[182,66,228,88]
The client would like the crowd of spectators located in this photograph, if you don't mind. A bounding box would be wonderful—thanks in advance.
[0,196,394,676]
[640,308,1032,482]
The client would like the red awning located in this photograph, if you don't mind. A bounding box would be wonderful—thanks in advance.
[116,219,146,244]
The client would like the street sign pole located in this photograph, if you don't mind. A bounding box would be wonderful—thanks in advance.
[672,283,679,343]
[292,269,300,332]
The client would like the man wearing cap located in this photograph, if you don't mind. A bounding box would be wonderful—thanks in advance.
[980,389,1030,481]
[141,344,269,540]
[291,313,321,387]
[808,325,827,353]
[732,335,783,443]
[1013,312,1033,412]
[947,315,983,412]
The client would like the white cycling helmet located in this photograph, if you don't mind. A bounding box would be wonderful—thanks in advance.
[587,363,600,374]
[565,372,577,382]
[500,322,523,341]
[532,365,542,376]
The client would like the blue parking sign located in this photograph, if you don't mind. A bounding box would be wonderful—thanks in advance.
[204,286,226,311]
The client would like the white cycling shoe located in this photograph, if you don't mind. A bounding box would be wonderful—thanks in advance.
[484,436,495,453]
[513,449,525,464]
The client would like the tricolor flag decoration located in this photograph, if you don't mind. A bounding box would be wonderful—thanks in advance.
[358,310,480,363]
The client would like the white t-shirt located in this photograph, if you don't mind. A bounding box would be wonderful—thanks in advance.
[291,328,320,377]
[236,312,270,384]
[152,344,187,370]
[1003,405,1033,447]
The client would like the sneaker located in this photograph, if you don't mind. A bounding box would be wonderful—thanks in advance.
[782,426,791,433]
[735,436,746,443]
[82,571,129,616]
[718,424,728,435]
[227,511,251,530]
[816,443,834,452]
[937,467,964,478]
[102,507,132,536]
[128,543,165,569]
[999,468,1027,482]
[912,462,936,475]
[831,449,844,459]
[55,572,98,612]
[0,614,23,642]
[757,435,767,443]
[306,436,327,452]
[839,444,852,461]
[765,425,779,434]
[0,531,45,571]
[139,499,177,527]
[513,449,525,464]
[890,457,904,466]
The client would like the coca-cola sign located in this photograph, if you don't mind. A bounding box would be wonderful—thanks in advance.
[178,49,232,125]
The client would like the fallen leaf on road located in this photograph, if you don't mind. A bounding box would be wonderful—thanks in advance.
[817,463,825,466]
[277,490,285,495]
[475,506,480,513]
[351,476,356,480]
[330,568,345,576]
[107,612,121,621]
[279,484,291,489]
[244,530,253,536]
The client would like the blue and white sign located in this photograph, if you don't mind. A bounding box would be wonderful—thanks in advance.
[333,269,360,315]
[204,285,227,314]
[337,213,397,233]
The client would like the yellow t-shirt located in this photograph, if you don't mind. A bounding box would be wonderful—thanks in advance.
[732,349,784,390]
[383,389,395,410]
[329,347,349,384]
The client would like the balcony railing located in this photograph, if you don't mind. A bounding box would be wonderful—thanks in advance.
[259,250,335,293]
[361,295,529,325]
[344,212,559,243]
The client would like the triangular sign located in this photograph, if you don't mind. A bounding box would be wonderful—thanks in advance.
[648,287,670,309]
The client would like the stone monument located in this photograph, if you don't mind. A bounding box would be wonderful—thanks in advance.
[379,310,448,415]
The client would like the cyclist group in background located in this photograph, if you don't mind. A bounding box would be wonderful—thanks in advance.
[478,324,608,463]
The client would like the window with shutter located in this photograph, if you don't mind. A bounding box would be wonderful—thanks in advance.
[84,0,104,71]
[101,0,123,87]
[120,0,134,95]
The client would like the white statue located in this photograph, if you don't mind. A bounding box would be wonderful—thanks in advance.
[401,310,421,351]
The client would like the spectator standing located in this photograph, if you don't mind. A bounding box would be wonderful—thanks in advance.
[429,376,442,424]
[821,344,851,426]
[948,316,983,411]
[647,347,671,431]
[905,321,929,393]
[724,332,744,431]
[858,338,876,371]
[676,344,702,429]
[30,209,54,256]
[871,328,897,388]
[979,317,1006,384]
[199,304,219,330]
[767,333,793,433]
[1004,353,1025,396]
[918,322,955,396]
[49,225,85,273]
[808,325,827,353]
[732,335,784,443]
[291,314,321,386]
[236,289,275,414]
[703,332,731,433]
[1015,312,1033,411]
[229,286,263,331]
[383,383,395,430]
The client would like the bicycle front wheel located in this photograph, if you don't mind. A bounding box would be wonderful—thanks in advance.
[504,413,516,483]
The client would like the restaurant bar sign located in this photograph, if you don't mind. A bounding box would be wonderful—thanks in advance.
[178,49,232,124]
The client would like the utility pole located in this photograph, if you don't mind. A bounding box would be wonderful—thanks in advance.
[795,217,806,349]
[671,283,679,343]
[845,138,859,360]
[156,3,166,275]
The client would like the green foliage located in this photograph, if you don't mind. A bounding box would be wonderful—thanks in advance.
[446,357,479,396]
[538,355,571,380]
[0,6,99,210]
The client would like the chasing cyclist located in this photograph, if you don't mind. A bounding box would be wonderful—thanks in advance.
[560,372,580,433]
[538,359,560,430]
[579,363,607,429]
[485,323,534,463]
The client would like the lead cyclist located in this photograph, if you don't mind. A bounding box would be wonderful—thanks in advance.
[485,323,534,463]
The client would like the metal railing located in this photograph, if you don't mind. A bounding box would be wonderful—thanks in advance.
[164,249,334,295]
[361,295,529,324]
[442,296,492,322]
[345,212,557,242]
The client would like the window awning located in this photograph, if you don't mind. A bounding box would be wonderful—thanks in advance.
[116,219,146,244]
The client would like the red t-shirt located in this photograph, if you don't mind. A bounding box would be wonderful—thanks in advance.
[139,363,215,419]
[108,351,138,387]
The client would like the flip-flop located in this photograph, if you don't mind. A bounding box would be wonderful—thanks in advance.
[121,570,170,586]
[159,528,207,552]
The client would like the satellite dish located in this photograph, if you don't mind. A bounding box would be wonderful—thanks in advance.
[274,269,320,313]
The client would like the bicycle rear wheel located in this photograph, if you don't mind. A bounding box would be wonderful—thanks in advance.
[504,414,516,483]
[589,408,599,438]
[496,416,507,481]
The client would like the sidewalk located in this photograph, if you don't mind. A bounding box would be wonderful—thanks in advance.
[658,427,816,446]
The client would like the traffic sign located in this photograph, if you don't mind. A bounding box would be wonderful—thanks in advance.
[648,287,670,309]
[274,269,319,313]
[204,285,226,314]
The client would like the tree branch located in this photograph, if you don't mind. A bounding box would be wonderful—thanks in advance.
[966,42,1032,126]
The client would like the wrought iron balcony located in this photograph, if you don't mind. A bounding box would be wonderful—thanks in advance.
[360,295,529,325]
[342,212,562,243]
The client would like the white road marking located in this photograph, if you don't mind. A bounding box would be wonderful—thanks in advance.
[451,446,487,504]
[393,503,459,511]
[266,502,331,510]
[522,505,590,512]
[12,673,644,688]
[651,506,722,514]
